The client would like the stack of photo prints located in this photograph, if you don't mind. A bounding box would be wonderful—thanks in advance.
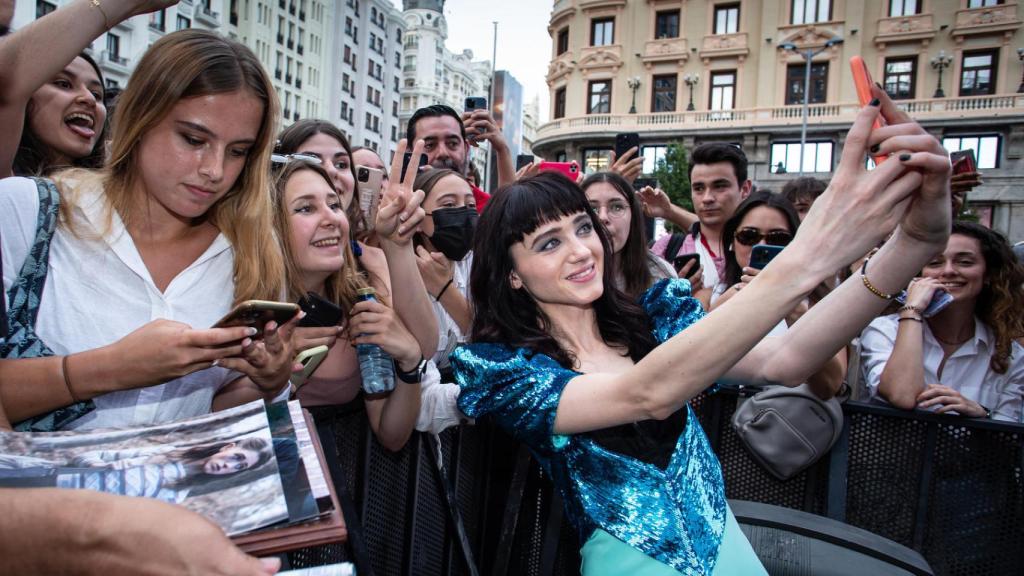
[0,400,347,557]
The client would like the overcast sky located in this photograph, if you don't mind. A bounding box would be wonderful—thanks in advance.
[390,0,553,122]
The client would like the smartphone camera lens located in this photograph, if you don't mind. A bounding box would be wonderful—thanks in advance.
[357,167,369,182]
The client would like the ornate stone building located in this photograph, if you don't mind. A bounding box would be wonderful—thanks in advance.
[535,0,1024,240]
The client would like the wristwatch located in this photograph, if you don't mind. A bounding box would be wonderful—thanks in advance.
[395,356,427,384]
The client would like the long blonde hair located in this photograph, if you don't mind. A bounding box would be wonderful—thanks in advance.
[272,161,366,316]
[56,29,284,304]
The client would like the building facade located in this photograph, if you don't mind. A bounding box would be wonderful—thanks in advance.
[536,0,1024,241]
[15,0,226,90]
[399,0,493,177]
[327,0,406,160]
[233,0,332,124]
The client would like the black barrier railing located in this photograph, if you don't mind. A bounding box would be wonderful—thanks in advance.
[288,390,1024,576]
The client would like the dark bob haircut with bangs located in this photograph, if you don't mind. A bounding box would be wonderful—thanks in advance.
[469,171,657,369]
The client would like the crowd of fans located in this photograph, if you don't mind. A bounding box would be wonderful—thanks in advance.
[0,0,1021,573]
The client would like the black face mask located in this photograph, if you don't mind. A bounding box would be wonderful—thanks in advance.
[428,206,478,261]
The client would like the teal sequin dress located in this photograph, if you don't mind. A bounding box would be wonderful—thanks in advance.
[453,279,763,575]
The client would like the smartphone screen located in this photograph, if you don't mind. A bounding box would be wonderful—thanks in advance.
[516,154,535,171]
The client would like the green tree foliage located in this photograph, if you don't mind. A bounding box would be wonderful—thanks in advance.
[652,142,692,232]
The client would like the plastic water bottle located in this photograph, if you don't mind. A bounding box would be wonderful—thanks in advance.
[356,287,395,394]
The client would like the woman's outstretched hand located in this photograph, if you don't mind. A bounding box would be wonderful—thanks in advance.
[869,86,952,246]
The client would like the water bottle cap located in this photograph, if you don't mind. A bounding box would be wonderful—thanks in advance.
[357,287,376,297]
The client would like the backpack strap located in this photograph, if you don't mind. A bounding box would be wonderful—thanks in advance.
[3,178,95,431]
[664,232,685,260]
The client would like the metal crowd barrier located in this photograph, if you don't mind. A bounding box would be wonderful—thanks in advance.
[288,388,1024,576]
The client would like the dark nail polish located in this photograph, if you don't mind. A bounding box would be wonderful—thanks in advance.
[869,98,881,107]
[899,153,912,161]
[870,144,880,153]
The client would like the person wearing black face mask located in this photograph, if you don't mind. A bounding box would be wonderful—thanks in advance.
[412,169,477,379]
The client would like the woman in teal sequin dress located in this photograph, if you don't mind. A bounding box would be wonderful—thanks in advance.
[450,96,954,575]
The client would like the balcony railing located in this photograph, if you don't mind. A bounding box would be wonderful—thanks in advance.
[101,51,128,69]
[952,1,1022,38]
[534,95,1024,142]
[874,13,935,47]
[194,5,220,26]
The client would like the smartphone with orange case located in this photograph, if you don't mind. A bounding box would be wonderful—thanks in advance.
[850,56,888,164]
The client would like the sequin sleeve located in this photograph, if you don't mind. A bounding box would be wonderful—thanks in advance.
[451,343,577,454]
[639,278,705,344]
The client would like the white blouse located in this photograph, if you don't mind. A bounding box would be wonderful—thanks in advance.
[860,314,1024,422]
[0,177,240,430]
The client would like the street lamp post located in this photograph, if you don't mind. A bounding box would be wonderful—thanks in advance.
[683,73,699,111]
[931,50,952,98]
[779,37,843,176]
[627,76,641,114]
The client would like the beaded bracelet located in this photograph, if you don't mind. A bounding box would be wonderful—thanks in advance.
[860,258,899,301]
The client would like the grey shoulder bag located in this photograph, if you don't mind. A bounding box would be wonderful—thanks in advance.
[731,383,848,481]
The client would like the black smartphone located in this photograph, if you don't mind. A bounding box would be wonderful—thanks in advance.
[749,245,785,270]
[672,253,700,277]
[634,177,657,190]
[615,133,640,160]
[516,153,535,171]
[298,292,344,328]
[465,96,487,111]
[212,300,300,338]
[400,151,428,183]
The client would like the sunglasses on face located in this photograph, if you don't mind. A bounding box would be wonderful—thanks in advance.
[734,227,793,247]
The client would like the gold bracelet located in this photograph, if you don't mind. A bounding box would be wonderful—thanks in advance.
[62,355,83,403]
[860,258,898,301]
[90,0,111,29]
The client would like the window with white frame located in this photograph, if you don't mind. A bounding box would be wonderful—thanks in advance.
[770,141,833,173]
[641,145,668,174]
[889,0,920,16]
[942,135,1000,169]
[791,0,830,24]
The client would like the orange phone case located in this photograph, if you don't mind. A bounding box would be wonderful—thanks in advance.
[850,56,888,164]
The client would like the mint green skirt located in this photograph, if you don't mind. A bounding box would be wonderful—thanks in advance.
[580,506,766,576]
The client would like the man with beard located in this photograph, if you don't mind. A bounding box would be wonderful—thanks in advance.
[405,104,516,213]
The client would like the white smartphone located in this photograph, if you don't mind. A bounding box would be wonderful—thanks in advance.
[290,345,329,390]
[356,165,385,226]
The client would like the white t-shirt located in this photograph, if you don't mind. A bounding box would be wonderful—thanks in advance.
[859,314,1024,422]
[0,177,240,430]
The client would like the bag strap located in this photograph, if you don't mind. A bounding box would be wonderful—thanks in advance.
[664,233,685,259]
[2,177,59,359]
[4,178,96,432]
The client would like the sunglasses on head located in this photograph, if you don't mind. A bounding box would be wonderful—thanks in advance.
[734,227,793,247]
[271,153,322,167]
